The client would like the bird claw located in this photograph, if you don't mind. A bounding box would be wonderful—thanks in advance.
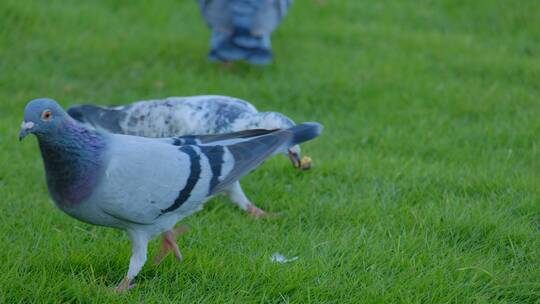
[115,277,136,293]
[153,226,189,265]
[247,204,274,218]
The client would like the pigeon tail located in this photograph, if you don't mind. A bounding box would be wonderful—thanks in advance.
[288,122,323,147]
[206,122,322,195]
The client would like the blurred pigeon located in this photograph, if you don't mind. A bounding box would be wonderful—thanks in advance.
[199,0,293,64]
[67,96,312,217]
[20,98,322,291]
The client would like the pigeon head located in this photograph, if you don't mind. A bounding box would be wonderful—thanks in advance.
[20,98,70,141]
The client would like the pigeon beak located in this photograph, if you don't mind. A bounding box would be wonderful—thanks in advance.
[19,121,35,141]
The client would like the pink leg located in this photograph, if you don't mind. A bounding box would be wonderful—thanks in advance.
[115,277,136,293]
[223,62,235,69]
[247,204,267,218]
[226,182,269,217]
[154,225,190,265]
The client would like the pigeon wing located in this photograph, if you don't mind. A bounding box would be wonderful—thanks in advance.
[95,135,211,225]
[167,128,279,146]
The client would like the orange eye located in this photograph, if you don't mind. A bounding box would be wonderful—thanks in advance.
[41,110,53,121]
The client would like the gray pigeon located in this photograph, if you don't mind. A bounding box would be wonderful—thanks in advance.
[67,96,312,217]
[20,98,322,291]
[199,0,293,64]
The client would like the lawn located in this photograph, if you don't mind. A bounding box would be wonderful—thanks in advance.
[1,0,540,303]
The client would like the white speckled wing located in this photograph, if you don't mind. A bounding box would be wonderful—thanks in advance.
[117,96,259,137]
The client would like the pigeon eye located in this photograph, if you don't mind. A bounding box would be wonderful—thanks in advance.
[41,110,53,121]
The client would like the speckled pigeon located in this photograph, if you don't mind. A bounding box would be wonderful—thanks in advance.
[20,98,322,291]
[198,0,293,64]
[67,95,311,217]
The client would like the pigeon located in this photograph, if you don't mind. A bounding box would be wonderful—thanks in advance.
[20,98,322,291]
[198,0,293,64]
[67,95,311,217]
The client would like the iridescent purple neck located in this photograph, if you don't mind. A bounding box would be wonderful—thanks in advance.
[37,119,108,207]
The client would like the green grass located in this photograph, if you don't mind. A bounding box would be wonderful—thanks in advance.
[1,0,540,302]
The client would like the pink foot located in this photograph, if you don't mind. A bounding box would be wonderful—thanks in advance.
[153,225,190,265]
[115,277,136,293]
[247,204,267,218]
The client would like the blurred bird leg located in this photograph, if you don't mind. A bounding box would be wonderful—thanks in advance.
[288,149,302,168]
[246,204,266,217]
[222,61,235,69]
[225,182,267,217]
[153,225,190,265]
